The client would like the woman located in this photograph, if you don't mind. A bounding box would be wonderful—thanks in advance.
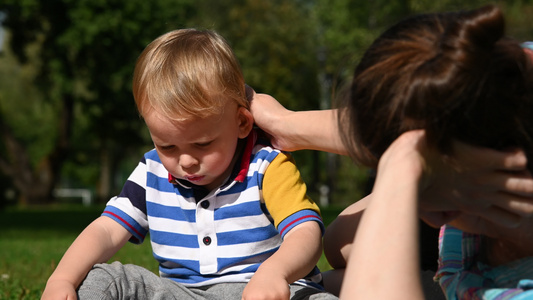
[251,5,533,299]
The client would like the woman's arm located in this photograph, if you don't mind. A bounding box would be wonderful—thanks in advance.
[323,196,369,269]
[251,92,533,228]
[324,144,533,271]
[250,93,347,155]
[41,216,132,300]
[340,130,428,299]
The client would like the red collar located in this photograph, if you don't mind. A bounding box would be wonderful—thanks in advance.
[168,130,257,184]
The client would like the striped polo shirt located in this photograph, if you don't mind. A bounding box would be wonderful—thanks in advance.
[102,131,324,288]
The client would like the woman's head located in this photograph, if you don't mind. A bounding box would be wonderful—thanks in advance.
[340,5,533,169]
[133,28,248,121]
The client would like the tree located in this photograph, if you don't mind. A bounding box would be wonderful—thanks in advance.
[1,0,531,206]
[0,0,197,204]
[192,0,331,196]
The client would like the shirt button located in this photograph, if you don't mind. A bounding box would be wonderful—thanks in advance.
[200,201,209,209]
[203,236,212,245]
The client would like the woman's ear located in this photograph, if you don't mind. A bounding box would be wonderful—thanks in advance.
[237,107,254,139]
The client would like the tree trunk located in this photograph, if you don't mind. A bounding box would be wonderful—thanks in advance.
[0,94,74,205]
[97,147,111,203]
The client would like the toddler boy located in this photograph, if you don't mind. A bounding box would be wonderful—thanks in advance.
[41,29,336,300]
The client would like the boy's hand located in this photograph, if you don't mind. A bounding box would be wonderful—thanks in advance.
[41,279,77,300]
[241,221,321,300]
[242,268,290,300]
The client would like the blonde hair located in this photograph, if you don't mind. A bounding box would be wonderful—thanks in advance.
[133,29,248,121]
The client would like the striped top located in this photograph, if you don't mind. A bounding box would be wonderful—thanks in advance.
[102,131,324,288]
[522,41,533,51]
[436,225,533,299]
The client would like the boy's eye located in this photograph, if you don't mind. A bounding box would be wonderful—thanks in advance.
[159,145,175,151]
[195,141,212,147]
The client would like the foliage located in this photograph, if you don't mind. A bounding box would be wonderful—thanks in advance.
[0,33,57,167]
[0,0,532,207]
[192,0,321,111]
[0,0,197,203]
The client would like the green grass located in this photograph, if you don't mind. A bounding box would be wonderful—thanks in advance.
[0,204,343,299]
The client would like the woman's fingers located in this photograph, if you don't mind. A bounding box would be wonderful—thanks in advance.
[449,170,533,216]
[421,141,533,219]
[451,141,528,171]
[501,171,533,197]
[487,192,533,217]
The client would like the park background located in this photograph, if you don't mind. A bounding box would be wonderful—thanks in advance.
[0,0,532,298]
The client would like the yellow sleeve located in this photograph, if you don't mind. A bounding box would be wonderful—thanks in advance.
[262,151,321,229]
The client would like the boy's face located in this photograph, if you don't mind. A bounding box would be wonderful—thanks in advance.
[144,102,253,191]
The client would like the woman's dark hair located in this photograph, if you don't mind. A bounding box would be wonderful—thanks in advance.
[340,5,533,170]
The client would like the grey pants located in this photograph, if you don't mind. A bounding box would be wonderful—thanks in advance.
[77,262,338,300]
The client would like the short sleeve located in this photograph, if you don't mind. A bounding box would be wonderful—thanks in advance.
[261,152,324,238]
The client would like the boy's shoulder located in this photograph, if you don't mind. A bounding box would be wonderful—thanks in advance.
[143,148,161,162]
[250,130,284,159]
[139,149,168,177]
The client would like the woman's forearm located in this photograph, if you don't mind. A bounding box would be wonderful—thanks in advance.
[341,175,423,299]
[251,93,348,155]
[340,131,427,299]
[283,109,348,155]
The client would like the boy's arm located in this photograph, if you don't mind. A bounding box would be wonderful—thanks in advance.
[42,216,132,300]
[242,221,322,300]
[241,151,323,299]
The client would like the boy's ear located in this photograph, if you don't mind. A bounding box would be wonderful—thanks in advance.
[237,107,254,139]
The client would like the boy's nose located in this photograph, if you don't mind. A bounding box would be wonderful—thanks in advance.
[179,154,198,169]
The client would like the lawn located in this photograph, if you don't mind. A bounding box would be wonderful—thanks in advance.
[0,204,343,299]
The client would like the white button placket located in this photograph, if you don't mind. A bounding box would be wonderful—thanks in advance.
[196,195,218,274]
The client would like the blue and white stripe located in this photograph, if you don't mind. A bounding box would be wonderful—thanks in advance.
[102,144,322,287]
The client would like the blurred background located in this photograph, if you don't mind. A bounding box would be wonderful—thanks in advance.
[0,0,532,209]
[0,0,532,297]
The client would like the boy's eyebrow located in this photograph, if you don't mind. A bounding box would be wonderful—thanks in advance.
[192,136,217,144]
[185,131,219,144]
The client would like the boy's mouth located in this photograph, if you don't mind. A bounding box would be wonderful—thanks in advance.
[185,175,205,182]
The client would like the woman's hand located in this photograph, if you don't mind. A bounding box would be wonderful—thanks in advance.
[419,141,533,229]
[249,93,296,151]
